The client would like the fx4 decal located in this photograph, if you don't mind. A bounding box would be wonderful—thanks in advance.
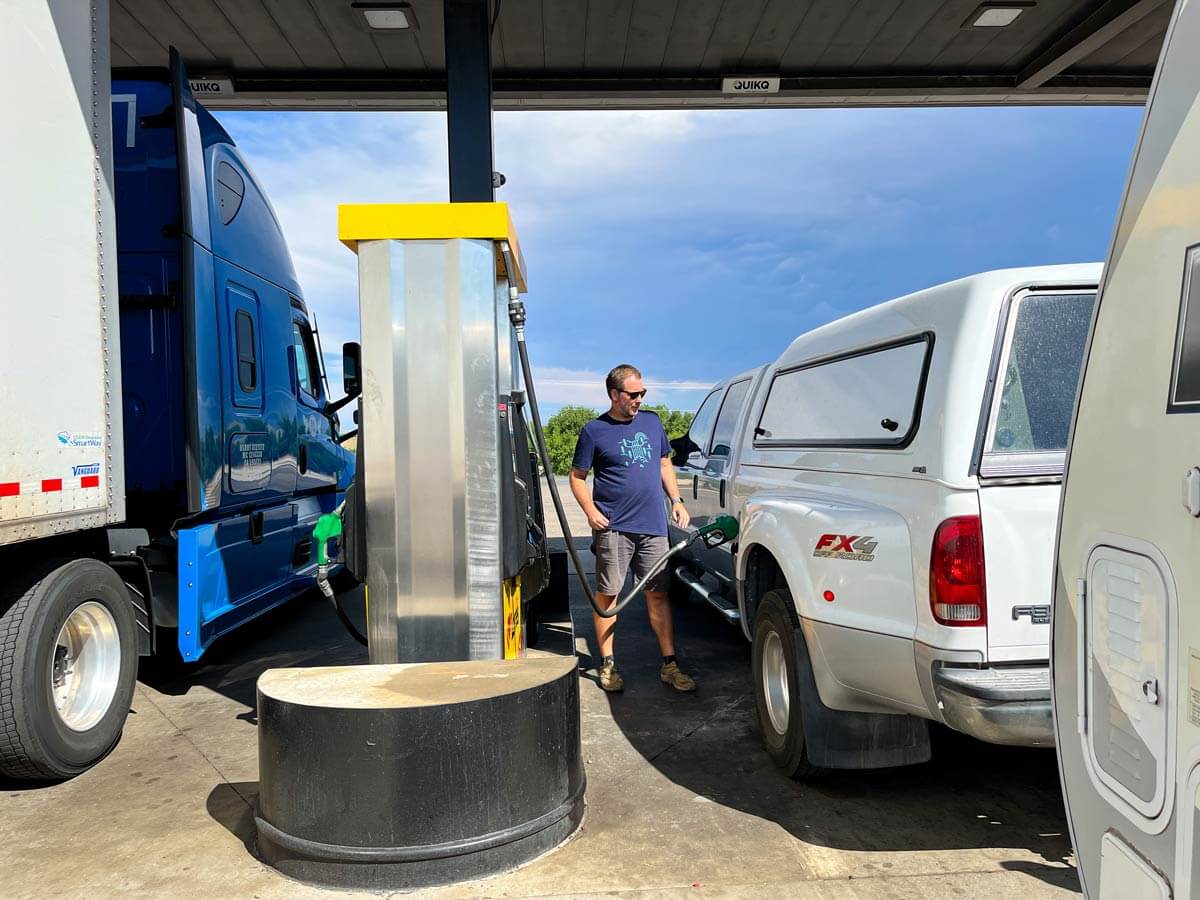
[813,533,878,562]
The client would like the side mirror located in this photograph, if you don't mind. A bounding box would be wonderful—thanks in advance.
[342,341,361,398]
[670,434,698,465]
[325,342,362,417]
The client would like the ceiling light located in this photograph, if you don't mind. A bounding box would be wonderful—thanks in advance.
[353,3,417,30]
[966,3,1033,27]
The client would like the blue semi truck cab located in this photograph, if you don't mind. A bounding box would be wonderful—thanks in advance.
[0,52,356,780]
[114,62,354,661]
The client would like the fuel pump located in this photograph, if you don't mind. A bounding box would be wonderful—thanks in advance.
[264,201,736,890]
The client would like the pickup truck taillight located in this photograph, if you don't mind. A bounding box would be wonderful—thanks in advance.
[930,515,987,627]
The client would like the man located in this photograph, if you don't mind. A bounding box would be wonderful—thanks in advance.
[569,364,695,693]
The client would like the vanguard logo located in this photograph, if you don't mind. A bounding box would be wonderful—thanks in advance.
[813,533,878,562]
[72,463,101,477]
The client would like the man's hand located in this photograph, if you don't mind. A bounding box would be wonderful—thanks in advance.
[569,467,608,531]
[671,502,690,528]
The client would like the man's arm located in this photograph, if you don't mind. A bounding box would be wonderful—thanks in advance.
[660,457,691,528]
[569,468,609,531]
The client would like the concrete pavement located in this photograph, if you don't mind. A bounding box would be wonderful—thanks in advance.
[0,477,1079,897]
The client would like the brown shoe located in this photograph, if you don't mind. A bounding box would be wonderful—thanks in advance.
[599,661,624,693]
[660,661,696,692]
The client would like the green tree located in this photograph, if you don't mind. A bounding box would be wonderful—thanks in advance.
[644,404,695,440]
[543,406,598,475]
[542,404,697,476]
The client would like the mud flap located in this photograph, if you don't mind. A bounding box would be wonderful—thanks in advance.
[793,628,931,769]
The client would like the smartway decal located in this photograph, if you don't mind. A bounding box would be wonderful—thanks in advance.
[56,432,102,448]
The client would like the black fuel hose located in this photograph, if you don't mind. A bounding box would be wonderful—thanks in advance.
[511,299,726,619]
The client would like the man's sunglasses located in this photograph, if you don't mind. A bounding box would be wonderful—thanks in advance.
[619,389,647,399]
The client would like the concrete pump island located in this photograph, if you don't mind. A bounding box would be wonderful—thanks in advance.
[7,1,1198,898]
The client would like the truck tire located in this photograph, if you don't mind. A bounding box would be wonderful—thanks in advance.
[751,589,826,780]
[0,560,138,780]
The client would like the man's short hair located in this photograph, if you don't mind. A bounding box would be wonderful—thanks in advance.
[606,364,642,395]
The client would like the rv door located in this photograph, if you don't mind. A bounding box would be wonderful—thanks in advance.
[1052,2,1200,897]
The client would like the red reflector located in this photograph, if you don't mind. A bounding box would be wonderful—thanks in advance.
[930,515,986,627]
[41,479,62,492]
[823,590,835,602]
[0,482,18,497]
[81,476,100,488]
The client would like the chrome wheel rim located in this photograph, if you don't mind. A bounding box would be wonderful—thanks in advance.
[762,629,790,736]
[50,601,121,732]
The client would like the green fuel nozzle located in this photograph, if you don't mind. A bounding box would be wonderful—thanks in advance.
[313,506,346,603]
[313,511,344,567]
[310,501,368,647]
[697,514,739,547]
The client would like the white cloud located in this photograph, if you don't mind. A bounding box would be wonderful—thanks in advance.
[217,103,1107,404]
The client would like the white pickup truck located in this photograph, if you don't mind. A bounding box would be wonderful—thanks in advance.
[669,264,1099,778]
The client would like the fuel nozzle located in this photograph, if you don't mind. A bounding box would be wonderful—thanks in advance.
[697,514,739,548]
[311,504,368,646]
[313,509,344,600]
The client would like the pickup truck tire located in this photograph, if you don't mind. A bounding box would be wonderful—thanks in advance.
[0,560,138,780]
[751,589,826,780]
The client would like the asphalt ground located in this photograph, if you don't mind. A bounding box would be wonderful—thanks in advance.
[0,478,1079,897]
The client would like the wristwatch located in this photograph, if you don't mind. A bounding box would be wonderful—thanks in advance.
[671,497,685,505]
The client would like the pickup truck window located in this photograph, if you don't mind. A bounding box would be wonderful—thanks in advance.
[756,335,932,448]
[980,291,1095,476]
[680,389,721,464]
[709,379,752,468]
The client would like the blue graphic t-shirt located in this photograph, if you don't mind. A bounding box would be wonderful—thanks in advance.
[571,410,671,536]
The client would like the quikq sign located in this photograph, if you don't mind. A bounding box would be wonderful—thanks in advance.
[721,76,780,94]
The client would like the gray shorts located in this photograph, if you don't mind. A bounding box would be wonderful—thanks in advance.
[592,530,670,595]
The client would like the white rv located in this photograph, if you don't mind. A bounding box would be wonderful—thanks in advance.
[1052,1,1200,896]
[670,265,1099,776]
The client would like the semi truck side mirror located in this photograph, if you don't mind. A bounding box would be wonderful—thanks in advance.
[342,342,361,398]
[324,342,362,418]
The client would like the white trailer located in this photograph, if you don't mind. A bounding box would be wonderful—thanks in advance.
[0,2,355,781]
[1,0,123,542]
[0,1,144,781]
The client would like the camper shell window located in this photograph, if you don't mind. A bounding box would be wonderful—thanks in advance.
[979,290,1096,477]
[754,334,933,449]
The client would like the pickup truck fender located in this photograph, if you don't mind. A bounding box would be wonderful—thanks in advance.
[735,493,931,767]
[737,493,917,622]
[736,492,925,715]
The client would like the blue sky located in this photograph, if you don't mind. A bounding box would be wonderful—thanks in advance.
[221,104,1144,416]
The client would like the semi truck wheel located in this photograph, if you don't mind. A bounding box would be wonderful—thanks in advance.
[0,560,138,780]
[751,589,825,780]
